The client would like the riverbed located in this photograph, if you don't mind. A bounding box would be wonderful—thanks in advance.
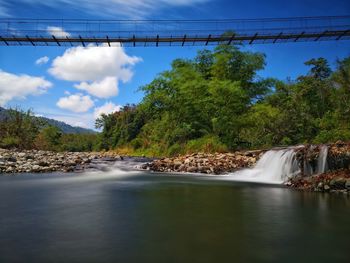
[0,167,349,262]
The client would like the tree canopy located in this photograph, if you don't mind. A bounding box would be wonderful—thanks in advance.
[96,45,350,156]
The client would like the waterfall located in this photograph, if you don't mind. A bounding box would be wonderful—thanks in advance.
[228,148,301,184]
[316,145,328,174]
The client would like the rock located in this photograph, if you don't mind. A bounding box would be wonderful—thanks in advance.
[330,177,346,189]
[317,182,324,190]
[345,179,350,190]
[324,185,330,191]
[6,157,17,162]
[285,181,292,186]
[174,160,182,166]
[32,165,41,172]
[64,166,75,172]
[186,167,198,173]
[38,161,49,167]
[6,167,14,173]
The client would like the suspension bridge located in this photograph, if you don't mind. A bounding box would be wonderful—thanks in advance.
[0,15,349,47]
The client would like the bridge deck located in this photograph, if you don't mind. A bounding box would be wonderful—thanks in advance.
[0,16,349,47]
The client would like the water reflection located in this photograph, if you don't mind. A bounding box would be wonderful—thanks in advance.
[0,172,349,262]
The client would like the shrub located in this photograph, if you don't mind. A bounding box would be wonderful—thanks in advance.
[1,136,20,149]
[184,135,228,154]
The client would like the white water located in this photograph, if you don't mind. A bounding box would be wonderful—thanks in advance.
[228,148,301,184]
[316,145,328,174]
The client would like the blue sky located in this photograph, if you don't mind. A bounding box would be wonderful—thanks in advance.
[0,0,349,129]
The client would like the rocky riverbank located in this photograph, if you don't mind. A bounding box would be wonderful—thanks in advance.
[0,148,122,174]
[141,151,263,174]
[141,142,350,194]
[3,142,350,195]
[286,141,350,193]
[288,169,350,194]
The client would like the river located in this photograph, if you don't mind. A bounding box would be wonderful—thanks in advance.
[0,166,349,262]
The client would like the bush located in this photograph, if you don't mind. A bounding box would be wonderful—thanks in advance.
[313,129,350,144]
[130,138,143,149]
[1,136,20,149]
[34,126,62,151]
[167,143,183,156]
[184,135,228,154]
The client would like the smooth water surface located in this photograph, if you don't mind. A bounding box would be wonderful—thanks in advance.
[0,170,349,263]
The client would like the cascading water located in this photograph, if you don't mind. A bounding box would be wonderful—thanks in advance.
[228,148,301,184]
[316,145,328,174]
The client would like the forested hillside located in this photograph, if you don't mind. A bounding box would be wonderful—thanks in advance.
[0,107,94,134]
[96,44,350,157]
[0,108,97,151]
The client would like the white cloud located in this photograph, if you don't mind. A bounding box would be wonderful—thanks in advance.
[47,26,71,38]
[0,1,209,18]
[56,93,94,113]
[94,102,122,119]
[49,44,141,83]
[74,77,118,99]
[35,56,50,65]
[0,70,52,106]
[49,44,141,98]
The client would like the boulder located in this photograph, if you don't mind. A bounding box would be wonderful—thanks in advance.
[345,179,350,190]
[38,161,49,167]
[186,167,198,173]
[329,177,346,189]
[6,157,17,162]
[32,165,42,172]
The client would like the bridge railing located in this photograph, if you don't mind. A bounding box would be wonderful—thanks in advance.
[0,16,349,46]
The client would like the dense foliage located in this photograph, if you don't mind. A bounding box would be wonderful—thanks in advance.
[0,108,98,151]
[1,45,349,156]
[97,45,350,156]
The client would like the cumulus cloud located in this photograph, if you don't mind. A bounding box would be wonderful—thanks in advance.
[35,56,50,65]
[49,44,141,98]
[94,102,122,119]
[0,70,52,106]
[0,1,209,18]
[49,44,140,82]
[47,26,71,37]
[74,77,118,99]
[56,93,94,113]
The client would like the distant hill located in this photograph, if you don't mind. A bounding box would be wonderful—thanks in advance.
[0,107,95,134]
